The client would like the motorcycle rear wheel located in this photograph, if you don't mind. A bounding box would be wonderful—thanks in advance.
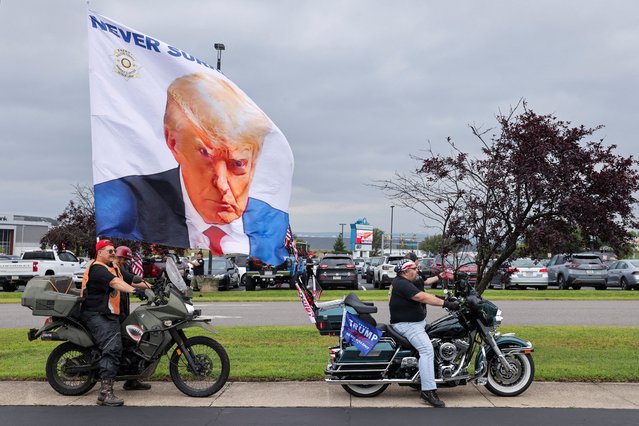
[170,336,230,397]
[45,342,97,396]
[341,384,389,397]
[485,352,535,397]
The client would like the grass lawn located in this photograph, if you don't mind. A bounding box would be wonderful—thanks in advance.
[3,289,639,304]
[1,326,637,382]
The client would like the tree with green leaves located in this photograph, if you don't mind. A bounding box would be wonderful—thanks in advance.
[333,234,347,253]
[374,101,639,293]
[371,227,384,255]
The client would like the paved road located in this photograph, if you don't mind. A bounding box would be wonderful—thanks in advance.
[1,406,636,426]
[6,300,639,328]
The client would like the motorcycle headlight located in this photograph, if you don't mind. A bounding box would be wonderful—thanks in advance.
[495,309,503,325]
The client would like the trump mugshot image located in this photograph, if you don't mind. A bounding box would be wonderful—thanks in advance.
[164,72,272,226]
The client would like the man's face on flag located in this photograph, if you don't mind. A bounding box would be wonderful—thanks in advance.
[164,73,271,225]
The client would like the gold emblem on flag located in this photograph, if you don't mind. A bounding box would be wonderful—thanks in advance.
[112,48,140,80]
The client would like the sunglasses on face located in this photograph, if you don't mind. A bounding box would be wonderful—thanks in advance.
[101,248,115,254]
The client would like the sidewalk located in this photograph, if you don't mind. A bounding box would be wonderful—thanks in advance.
[1,381,638,409]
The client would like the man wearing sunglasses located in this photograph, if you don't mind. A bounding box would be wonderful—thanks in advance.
[80,240,137,407]
[389,259,459,408]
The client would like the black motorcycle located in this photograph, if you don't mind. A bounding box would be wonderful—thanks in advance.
[308,276,535,398]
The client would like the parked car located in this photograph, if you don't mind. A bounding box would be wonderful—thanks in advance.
[546,253,608,290]
[605,259,639,290]
[72,263,88,289]
[353,258,366,275]
[244,257,293,291]
[202,257,240,290]
[430,253,478,288]
[316,255,358,290]
[0,249,80,292]
[143,253,190,283]
[227,254,248,286]
[373,255,406,289]
[417,257,435,284]
[489,258,548,290]
[365,256,383,283]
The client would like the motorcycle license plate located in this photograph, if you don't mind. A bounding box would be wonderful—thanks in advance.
[11,276,18,280]
[263,271,273,276]
[333,276,341,280]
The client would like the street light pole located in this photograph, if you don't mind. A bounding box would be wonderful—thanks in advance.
[339,223,346,240]
[390,206,395,254]
[214,43,225,71]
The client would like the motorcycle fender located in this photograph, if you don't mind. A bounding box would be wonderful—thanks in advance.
[474,334,534,372]
[29,319,93,348]
[176,318,217,334]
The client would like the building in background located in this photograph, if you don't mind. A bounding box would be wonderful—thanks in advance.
[0,214,57,255]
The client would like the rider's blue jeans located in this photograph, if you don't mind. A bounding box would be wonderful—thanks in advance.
[392,320,436,391]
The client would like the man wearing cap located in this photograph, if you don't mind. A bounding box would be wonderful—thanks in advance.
[80,240,137,407]
[389,259,459,408]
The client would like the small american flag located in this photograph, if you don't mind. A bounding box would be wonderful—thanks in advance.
[284,224,298,262]
[131,252,144,277]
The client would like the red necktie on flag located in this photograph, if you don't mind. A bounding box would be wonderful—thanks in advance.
[204,226,226,255]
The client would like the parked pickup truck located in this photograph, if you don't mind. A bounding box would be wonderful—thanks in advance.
[143,253,190,283]
[0,250,81,292]
[244,256,294,291]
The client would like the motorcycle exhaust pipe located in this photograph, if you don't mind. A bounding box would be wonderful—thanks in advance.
[40,331,64,341]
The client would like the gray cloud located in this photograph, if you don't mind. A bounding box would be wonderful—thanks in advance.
[1,0,637,235]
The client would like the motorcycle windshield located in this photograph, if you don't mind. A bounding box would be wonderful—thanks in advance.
[165,257,188,292]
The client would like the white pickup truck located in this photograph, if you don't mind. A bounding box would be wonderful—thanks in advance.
[0,250,81,292]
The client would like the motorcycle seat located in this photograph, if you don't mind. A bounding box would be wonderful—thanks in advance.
[344,292,377,314]
[378,323,413,349]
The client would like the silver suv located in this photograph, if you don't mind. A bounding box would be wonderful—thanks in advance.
[546,253,608,290]
[373,255,407,289]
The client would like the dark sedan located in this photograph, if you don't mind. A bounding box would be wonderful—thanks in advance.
[202,257,240,290]
[316,255,358,290]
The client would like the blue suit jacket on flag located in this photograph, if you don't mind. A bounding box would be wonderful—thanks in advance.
[95,167,289,266]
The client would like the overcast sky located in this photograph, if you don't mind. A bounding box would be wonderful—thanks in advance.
[1,1,637,235]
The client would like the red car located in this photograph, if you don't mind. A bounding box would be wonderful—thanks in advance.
[429,253,478,288]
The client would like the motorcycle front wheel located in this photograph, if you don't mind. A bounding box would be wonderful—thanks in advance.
[341,384,389,397]
[45,342,97,396]
[485,352,535,397]
[170,336,230,397]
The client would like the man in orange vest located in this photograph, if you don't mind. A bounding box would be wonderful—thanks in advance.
[80,240,137,407]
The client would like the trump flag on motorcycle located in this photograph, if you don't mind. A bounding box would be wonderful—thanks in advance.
[341,311,383,356]
[87,11,294,266]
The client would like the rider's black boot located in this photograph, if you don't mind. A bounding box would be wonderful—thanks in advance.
[123,379,152,390]
[420,390,445,408]
[97,379,124,406]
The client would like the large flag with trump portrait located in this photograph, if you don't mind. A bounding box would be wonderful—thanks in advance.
[87,11,294,266]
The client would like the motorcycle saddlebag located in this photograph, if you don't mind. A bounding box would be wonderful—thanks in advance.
[315,306,377,336]
[21,276,83,317]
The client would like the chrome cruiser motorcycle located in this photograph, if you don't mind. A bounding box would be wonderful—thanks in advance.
[308,277,535,398]
[22,258,229,397]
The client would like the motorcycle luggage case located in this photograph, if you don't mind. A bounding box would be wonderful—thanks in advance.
[21,276,83,317]
[315,306,377,335]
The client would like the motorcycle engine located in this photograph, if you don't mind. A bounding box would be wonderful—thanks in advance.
[436,339,470,363]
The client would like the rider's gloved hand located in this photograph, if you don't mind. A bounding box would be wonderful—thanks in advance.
[443,300,460,311]
[134,289,147,300]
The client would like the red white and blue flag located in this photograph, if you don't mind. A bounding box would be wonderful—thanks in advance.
[341,312,382,356]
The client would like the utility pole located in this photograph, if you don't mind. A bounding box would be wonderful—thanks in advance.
[339,223,346,240]
[389,206,395,254]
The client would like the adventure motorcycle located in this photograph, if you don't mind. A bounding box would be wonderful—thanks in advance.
[22,258,230,397]
[305,276,534,398]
